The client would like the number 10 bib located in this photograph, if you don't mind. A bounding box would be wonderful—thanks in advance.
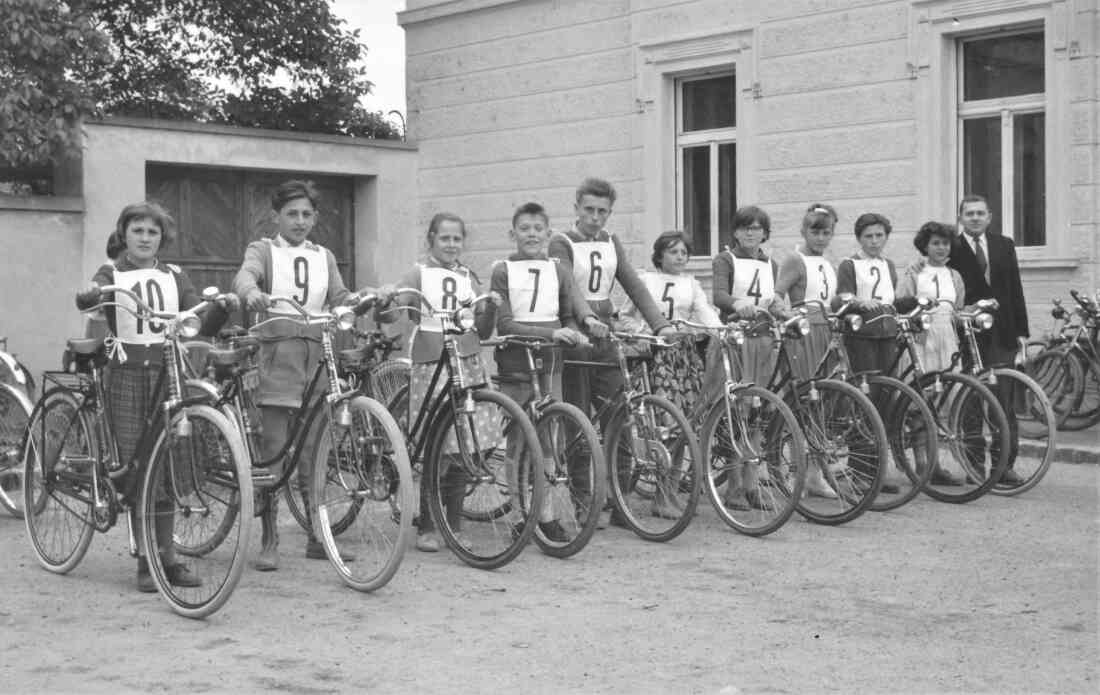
[270,244,329,315]
[113,267,180,345]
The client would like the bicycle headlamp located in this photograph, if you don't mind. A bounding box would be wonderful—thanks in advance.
[974,312,994,331]
[333,305,356,331]
[785,316,811,339]
[452,306,477,331]
[845,314,863,332]
[917,312,932,331]
[177,312,202,339]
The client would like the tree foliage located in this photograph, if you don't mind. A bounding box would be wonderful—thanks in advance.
[0,0,400,173]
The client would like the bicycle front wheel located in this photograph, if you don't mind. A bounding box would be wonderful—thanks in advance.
[1061,352,1100,431]
[701,385,806,536]
[864,375,938,512]
[793,379,888,525]
[531,401,606,558]
[424,388,545,570]
[142,404,252,619]
[1023,348,1079,429]
[605,393,703,543]
[22,388,96,573]
[990,367,1056,496]
[0,382,33,516]
[370,358,411,406]
[312,395,415,592]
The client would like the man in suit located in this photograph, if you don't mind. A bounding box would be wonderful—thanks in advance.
[948,194,1028,487]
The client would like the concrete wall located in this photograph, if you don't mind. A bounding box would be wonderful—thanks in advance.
[400,0,1100,336]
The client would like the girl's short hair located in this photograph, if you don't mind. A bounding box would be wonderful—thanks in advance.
[427,212,467,245]
[802,202,838,233]
[111,201,176,251]
[271,180,320,212]
[913,221,955,255]
[853,212,892,238]
[731,205,771,242]
[651,231,692,269]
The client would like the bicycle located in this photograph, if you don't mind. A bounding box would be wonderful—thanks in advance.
[758,307,889,525]
[565,331,704,543]
[884,298,1012,503]
[383,288,546,569]
[1026,290,1100,431]
[484,334,607,557]
[954,299,1056,496]
[0,336,34,517]
[193,295,415,592]
[22,286,252,618]
[676,319,807,536]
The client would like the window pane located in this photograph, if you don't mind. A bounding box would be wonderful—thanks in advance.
[682,74,735,131]
[682,146,710,255]
[963,116,1003,237]
[963,32,1044,101]
[718,143,736,251]
[1014,112,1045,246]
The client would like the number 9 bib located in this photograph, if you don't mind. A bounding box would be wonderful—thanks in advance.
[270,245,329,315]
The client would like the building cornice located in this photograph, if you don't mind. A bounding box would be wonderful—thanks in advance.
[397,0,529,26]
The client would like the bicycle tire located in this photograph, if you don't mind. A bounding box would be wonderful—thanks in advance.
[864,375,939,512]
[700,384,807,536]
[370,358,411,406]
[312,395,415,592]
[792,379,888,525]
[1023,349,1080,429]
[424,388,544,570]
[530,400,606,558]
[0,382,33,516]
[1061,352,1100,430]
[918,372,1011,504]
[604,393,703,543]
[22,388,96,573]
[990,368,1056,496]
[142,404,252,619]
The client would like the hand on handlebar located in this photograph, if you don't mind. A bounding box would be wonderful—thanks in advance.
[76,284,103,308]
[583,315,610,339]
[552,327,587,347]
[216,293,241,313]
[246,291,271,312]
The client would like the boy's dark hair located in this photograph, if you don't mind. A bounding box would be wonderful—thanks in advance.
[575,177,616,206]
[111,201,177,250]
[271,180,320,212]
[854,212,892,239]
[957,193,990,216]
[427,212,467,245]
[731,205,772,242]
[913,221,955,255]
[651,231,692,270]
[512,202,549,229]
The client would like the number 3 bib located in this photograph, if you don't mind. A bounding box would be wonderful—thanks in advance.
[113,267,180,345]
[270,244,329,315]
[800,253,836,303]
[851,258,895,304]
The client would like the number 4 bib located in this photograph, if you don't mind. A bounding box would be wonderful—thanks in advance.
[113,267,179,345]
[270,244,329,315]
[730,256,774,306]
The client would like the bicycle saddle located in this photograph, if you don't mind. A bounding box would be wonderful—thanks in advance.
[66,338,103,355]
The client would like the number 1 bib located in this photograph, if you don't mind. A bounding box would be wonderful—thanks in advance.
[420,265,473,332]
[851,258,894,303]
[113,267,179,345]
[729,255,774,306]
[645,272,694,322]
[916,266,956,303]
[568,238,617,302]
[269,244,329,315]
[800,253,836,303]
[506,259,559,323]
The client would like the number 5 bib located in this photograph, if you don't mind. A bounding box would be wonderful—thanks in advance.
[645,272,694,321]
[851,258,895,304]
[113,267,180,344]
[270,244,329,315]
[568,238,617,302]
[729,255,774,306]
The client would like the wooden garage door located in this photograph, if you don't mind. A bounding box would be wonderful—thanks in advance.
[146,164,355,301]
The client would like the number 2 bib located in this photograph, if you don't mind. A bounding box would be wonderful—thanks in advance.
[269,244,329,315]
[852,258,894,304]
[506,259,559,323]
[420,265,473,332]
[729,255,774,306]
[916,266,956,303]
[113,267,180,345]
[800,253,836,303]
[568,238,617,302]
[645,272,694,322]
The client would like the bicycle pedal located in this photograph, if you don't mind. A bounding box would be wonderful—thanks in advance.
[251,472,278,487]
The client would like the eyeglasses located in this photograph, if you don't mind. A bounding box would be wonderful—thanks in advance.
[741,225,765,232]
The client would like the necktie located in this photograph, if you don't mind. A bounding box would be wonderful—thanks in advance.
[973,236,989,282]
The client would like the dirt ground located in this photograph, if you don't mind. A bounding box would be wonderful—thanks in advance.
[1,463,1096,695]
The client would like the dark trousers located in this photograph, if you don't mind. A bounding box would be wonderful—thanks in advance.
[961,337,1019,474]
[562,342,625,504]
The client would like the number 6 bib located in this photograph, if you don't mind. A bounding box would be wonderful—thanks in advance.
[568,238,617,302]
[270,244,329,315]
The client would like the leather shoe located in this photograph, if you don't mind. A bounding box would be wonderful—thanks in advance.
[306,537,355,562]
[136,558,156,593]
[538,519,570,543]
[722,490,751,511]
[745,490,773,511]
[165,562,202,588]
[998,468,1026,487]
[879,482,901,494]
[416,532,440,552]
[930,467,963,486]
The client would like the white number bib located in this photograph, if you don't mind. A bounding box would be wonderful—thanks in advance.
[568,238,617,302]
[729,255,775,306]
[801,253,836,303]
[420,265,473,332]
[270,244,329,315]
[645,272,694,322]
[506,259,559,323]
[852,258,895,304]
[917,266,956,303]
[113,267,179,345]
